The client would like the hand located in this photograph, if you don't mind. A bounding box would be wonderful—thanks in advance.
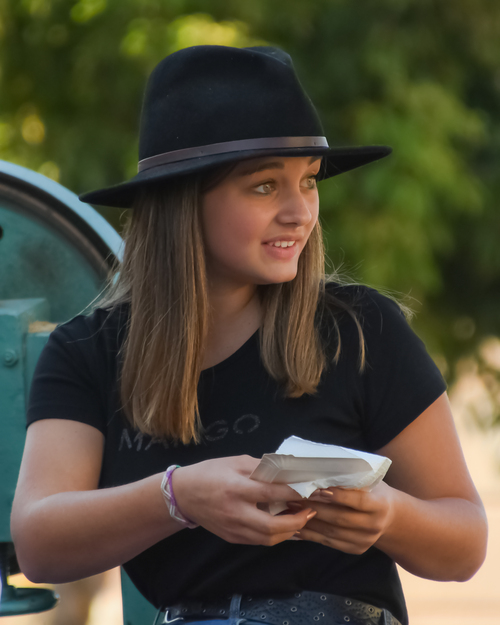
[171,455,316,546]
[287,482,396,554]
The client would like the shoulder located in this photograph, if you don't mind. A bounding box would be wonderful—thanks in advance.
[51,302,130,354]
[38,303,130,382]
[321,282,434,377]
[322,284,446,449]
[322,282,408,337]
[27,304,130,432]
[325,280,403,311]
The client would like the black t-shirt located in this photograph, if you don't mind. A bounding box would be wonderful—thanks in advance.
[27,285,447,625]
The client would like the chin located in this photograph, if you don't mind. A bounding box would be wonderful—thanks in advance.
[257,271,298,285]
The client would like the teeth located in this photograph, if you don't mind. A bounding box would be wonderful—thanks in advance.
[270,241,295,247]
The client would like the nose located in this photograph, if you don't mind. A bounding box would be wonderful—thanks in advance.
[276,187,317,227]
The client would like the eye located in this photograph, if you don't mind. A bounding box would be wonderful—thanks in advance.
[255,182,274,194]
[303,175,318,190]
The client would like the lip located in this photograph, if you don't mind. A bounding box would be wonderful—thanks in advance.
[263,241,299,260]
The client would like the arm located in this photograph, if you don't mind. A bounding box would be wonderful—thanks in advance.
[290,393,488,581]
[11,419,313,584]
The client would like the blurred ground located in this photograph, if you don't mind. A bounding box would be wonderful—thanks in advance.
[1,569,122,625]
[2,378,499,625]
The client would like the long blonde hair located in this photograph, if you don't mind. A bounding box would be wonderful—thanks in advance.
[96,170,365,443]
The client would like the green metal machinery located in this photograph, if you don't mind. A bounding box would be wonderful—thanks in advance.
[0,161,156,625]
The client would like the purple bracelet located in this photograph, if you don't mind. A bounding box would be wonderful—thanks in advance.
[160,465,198,529]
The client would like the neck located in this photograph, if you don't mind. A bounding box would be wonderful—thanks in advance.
[208,284,260,328]
[201,283,262,370]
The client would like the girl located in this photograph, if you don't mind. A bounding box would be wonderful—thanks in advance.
[11,45,487,625]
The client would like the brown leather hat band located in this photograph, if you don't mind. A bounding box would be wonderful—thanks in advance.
[138,136,329,172]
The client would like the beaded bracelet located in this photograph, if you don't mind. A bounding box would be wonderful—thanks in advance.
[160,465,199,529]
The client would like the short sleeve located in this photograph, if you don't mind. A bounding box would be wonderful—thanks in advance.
[358,288,447,450]
[27,316,108,434]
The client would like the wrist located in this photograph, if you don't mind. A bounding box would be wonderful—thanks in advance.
[160,465,198,529]
[374,484,406,552]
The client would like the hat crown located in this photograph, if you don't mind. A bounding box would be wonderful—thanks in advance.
[79,44,392,208]
[138,45,324,161]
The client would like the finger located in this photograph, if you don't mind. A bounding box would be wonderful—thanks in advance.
[285,501,305,508]
[219,524,296,546]
[242,505,317,537]
[305,511,374,534]
[247,480,305,503]
[320,488,371,511]
[233,455,263,475]
[264,509,317,544]
[296,525,373,555]
[286,499,346,516]
[287,500,374,532]
[219,507,316,545]
[286,492,367,512]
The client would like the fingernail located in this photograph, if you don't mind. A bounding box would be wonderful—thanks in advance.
[321,491,334,501]
[306,511,317,520]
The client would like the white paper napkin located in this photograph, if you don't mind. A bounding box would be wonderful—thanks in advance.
[250,435,392,514]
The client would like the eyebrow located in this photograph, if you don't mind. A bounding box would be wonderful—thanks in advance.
[237,156,321,177]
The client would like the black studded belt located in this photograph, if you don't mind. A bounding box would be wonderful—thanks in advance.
[156,590,402,625]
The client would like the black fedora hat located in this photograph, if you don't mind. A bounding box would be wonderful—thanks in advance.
[79,45,391,208]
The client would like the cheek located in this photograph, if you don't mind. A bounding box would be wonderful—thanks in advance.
[311,196,320,221]
[307,201,320,235]
[202,195,262,266]
[204,200,260,243]
[205,214,257,253]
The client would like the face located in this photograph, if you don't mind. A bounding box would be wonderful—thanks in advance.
[201,156,321,291]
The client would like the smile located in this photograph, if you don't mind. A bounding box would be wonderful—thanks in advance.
[266,241,296,248]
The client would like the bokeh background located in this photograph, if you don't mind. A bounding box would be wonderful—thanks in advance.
[1,1,499,624]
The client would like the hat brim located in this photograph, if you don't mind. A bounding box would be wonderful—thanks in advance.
[79,145,392,208]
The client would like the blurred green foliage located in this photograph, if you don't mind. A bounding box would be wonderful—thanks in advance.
[1,0,499,423]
